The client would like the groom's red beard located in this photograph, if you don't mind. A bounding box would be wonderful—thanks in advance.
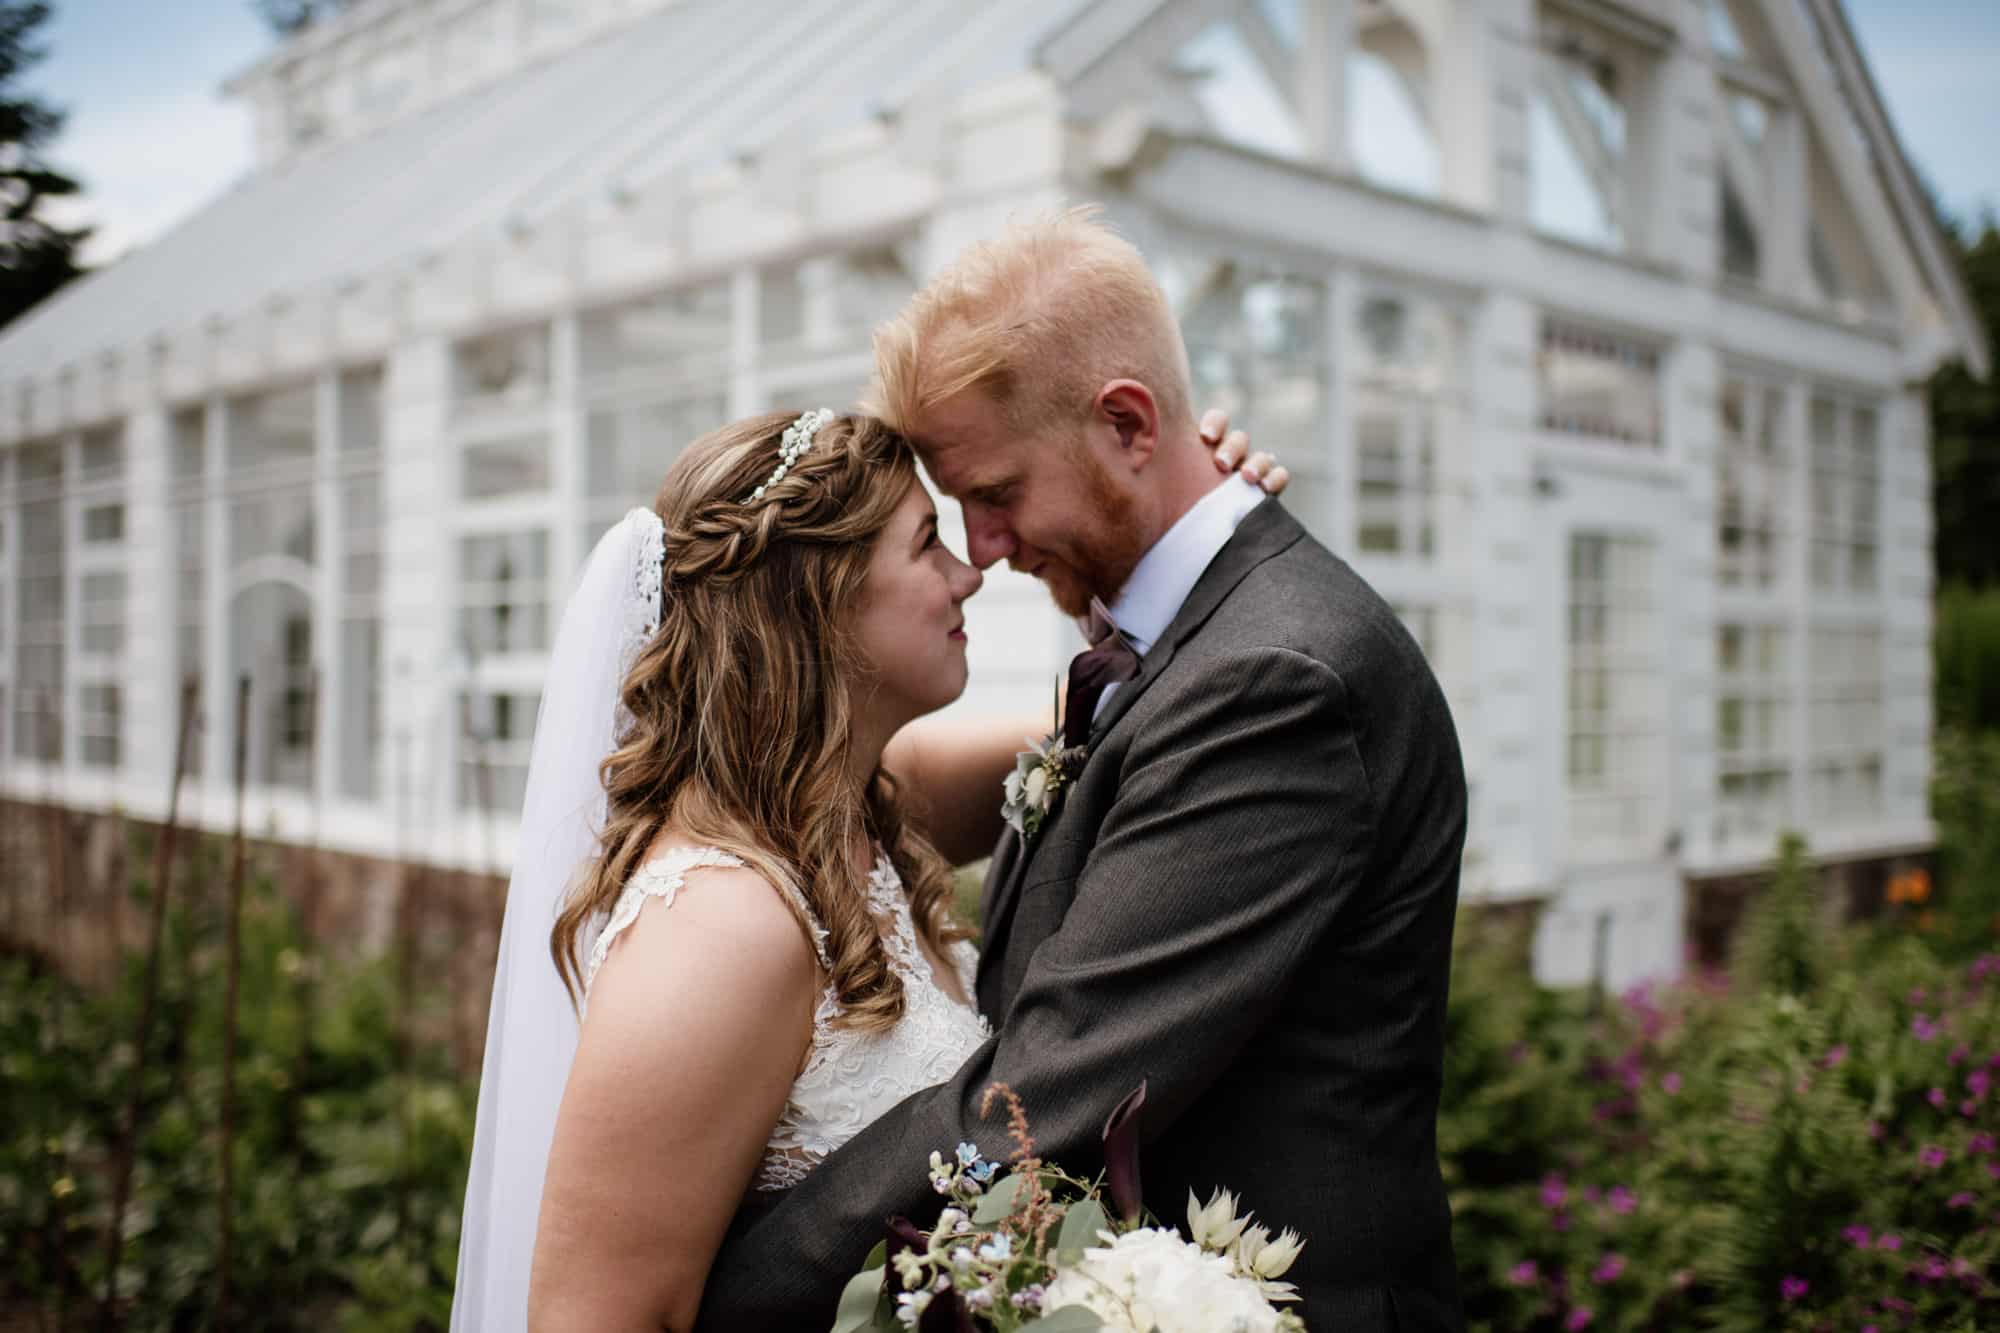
[1036,452,1149,619]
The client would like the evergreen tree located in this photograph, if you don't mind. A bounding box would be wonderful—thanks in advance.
[1929,216,2000,589]
[0,1,87,330]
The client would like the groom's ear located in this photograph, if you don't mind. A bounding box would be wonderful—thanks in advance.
[1094,380,1160,472]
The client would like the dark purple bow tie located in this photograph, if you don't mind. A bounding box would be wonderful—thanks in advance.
[1062,601,1142,749]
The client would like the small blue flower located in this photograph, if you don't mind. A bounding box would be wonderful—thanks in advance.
[970,1159,999,1183]
[955,1142,981,1167]
[976,1234,1013,1263]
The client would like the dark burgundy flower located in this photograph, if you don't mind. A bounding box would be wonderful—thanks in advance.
[1101,1080,1148,1225]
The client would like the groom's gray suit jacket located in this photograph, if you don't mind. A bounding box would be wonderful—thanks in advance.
[697,499,1467,1331]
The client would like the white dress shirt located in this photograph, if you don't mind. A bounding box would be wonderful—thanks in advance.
[1088,475,1268,720]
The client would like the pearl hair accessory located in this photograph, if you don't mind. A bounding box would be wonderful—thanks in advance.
[745,408,836,504]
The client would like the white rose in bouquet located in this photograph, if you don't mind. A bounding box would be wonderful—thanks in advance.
[1040,1227,1292,1333]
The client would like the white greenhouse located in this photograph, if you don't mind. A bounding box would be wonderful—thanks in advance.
[0,0,1985,987]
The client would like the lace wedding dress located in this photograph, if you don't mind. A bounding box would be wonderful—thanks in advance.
[581,844,992,1190]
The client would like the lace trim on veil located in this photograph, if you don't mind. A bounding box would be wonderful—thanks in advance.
[612,507,668,735]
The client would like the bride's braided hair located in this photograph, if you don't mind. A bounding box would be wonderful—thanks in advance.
[550,411,970,1031]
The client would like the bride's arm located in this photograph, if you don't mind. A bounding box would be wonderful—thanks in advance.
[886,709,1051,866]
[529,868,818,1333]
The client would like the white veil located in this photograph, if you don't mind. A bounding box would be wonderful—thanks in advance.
[451,506,666,1332]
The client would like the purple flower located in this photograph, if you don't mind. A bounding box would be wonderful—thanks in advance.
[1930,1086,1949,1110]
[1989,1161,2000,1181]
[1541,1174,1568,1209]
[1591,1253,1625,1283]
[1565,1308,1594,1331]
[1842,1224,1873,1248]
[1822,1044,1849,1068]
[1973,954,2000,982]
[1952,1043,1972,1066]
[1910,987,1930,1005]
[1552,1211,1573,1233]
[1913,1014,1941,1042]
[1780,1275,1809,1302]
[1922,1255,1950,1282]
[1964,1099,1980,1117]
[1971,1070,1992,1100]
[1920,1145,1948,1169]
[1869,1119,1887,1141]
[1608,1185,1636,1215]
[1662,1071,1682,1095]
[1582,1185,1601,1204]
[1949,1192,1977,1209]
[1971,1132,1996,1156]
[1878,1233,1904,1251]
[1507,1260,1539,1287]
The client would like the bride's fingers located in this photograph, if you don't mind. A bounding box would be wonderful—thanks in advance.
[1212,428,1250,474]
[1200,408,1229,444]
[1258,462,1291,495]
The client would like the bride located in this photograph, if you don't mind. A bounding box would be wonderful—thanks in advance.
[451,407,1280,1331]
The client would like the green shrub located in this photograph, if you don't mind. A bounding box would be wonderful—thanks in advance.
[1443,871,2000,1332]
[0,845,471,1330]
[1934,727,2000,959]
[1731,832,1822,999]
[1937,584,2000,733]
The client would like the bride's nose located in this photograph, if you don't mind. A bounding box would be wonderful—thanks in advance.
[950,557,982,603]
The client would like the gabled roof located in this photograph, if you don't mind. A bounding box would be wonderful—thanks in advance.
[1,0,1986,385]
[1808,0,1988,377]
[0,0,1086,382]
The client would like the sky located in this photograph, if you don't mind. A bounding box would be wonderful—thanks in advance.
[21,0,2000,267]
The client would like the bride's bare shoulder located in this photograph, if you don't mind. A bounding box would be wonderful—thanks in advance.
[611,830,815,968]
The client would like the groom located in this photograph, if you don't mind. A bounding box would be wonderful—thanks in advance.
[697,210,1466,1331]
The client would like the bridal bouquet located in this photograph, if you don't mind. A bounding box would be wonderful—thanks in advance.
[830,1083,1307,1333]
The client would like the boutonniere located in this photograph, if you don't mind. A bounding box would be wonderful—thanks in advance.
[1001,732,1090,840]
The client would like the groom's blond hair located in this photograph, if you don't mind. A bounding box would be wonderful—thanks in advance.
[868,206,1194,440]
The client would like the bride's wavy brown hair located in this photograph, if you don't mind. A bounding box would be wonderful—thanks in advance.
[550,411,970,1031]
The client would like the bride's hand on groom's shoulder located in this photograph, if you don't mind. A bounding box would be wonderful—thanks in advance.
[1202,408,1290,495]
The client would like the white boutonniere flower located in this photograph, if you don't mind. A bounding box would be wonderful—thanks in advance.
[1001,732,1089,840]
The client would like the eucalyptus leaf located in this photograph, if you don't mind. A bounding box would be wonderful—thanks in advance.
[1024,1307,1105,1331]
[862,1238,888,1270]
[829,1266,887,1333]
[1055,1198,1108,1262]
[972,1169,1028,1223]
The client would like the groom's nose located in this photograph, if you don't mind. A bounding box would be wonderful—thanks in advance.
[963,506,1016,570]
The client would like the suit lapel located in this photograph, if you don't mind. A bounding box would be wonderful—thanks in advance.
[978,500,1307,1011]
[1088,498,1304,743]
